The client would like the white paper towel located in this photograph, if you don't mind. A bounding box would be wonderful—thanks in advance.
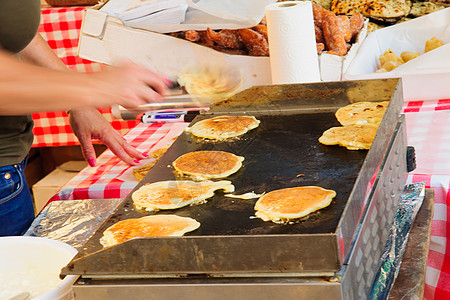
[266,1,320,84]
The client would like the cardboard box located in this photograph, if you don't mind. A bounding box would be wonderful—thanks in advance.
[32,161,87,215]
[78,3,367,84]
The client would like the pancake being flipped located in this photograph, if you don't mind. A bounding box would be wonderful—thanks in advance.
[187,116,260,140]
[100,215,200,248]
[335,101,389,126]
[319,124,378,150]
[132,180,235,211]
[173,150,244,180]
[254,186,336,224]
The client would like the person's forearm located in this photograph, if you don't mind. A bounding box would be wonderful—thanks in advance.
[19,33,68,71]
[0,49,107,115]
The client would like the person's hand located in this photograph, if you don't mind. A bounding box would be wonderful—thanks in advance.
[68,107,146,166]
[90,60,171,109]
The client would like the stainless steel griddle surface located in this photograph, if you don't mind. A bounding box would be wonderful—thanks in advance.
[82,111,368,254]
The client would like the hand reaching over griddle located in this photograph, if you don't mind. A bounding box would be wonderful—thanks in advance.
[89,60,171,109]
[69,107,148,166]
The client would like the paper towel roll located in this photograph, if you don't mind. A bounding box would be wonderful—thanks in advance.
[266,1,320,84]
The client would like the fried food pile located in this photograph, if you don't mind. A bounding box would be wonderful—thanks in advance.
[168,18,270,56]
[313,4,364,56]
[375,37,446,73]
[167,4,364,57]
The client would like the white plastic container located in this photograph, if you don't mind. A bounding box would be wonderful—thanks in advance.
[0,236,79,300]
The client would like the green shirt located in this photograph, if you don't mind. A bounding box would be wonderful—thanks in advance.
[0,0,41,166]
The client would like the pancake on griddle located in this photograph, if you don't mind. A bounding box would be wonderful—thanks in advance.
[319,124,378,150]
[100,215,200,247]
[132,180,235,211]
[132,143,174,181]
[187,116,260,140]
[335,101,389,126]
[173,150,244,180]
[133,161,157,181]
[254,186,336,224]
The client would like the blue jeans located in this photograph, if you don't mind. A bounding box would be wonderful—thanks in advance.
[0,157,35,236]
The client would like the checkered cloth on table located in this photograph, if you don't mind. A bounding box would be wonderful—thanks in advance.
[52,122,188,201]
[32,7,139,147]
[403,100,450,299]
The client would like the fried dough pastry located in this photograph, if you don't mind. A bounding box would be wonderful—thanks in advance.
[198,30,214,47]
[400,51,420,63]
[315,24,325,44]
[425,37,445,53]
[252,24,268,40]
[206,28,243,49]
[317,43,325,54]
[184,30,200,42]
[336,15,352,42]
[322,10,348,56]
[238,28,270,56]
[349,13,364,40]
[167,6,365,57]
[312,3,326,26]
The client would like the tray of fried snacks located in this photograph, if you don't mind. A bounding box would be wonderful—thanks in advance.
[79,0,368,86]
[343,8,450,80]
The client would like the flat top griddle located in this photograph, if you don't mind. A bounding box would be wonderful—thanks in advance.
[63,79,403,277]
[83,112,366,253]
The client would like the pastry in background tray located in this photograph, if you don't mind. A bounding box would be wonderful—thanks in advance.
[186,116,260,140]
[173,150,244,180]
[335,101,389,125]
[254,186,336,224]
[409,1,446,18]
[132,180,235,212]
[425,36,445,52]
[331,0,411,23]
[100,215,200,247]
[375,37,446,73]
[319,124,378,150]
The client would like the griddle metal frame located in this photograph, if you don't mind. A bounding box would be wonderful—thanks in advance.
[66,79,408,299]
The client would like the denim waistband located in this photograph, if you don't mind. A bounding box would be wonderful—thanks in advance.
[0,156,27,172]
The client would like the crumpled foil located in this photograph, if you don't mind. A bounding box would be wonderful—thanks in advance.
[24,199,122,251]
[369,181,426,300]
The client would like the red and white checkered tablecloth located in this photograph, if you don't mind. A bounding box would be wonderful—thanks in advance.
[31,6,139,147]
[51,121,188,201]
[402,99,450,300]
[48,99,450,299]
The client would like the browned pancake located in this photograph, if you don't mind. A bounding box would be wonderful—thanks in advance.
[254,186,336,224]
[187,116,260,140]
[319,124,378,150]
[100,215,200,247]
[335,101,389,126]
[173,150,244,180]
[132,180,235,211]
[132,161,157,181]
